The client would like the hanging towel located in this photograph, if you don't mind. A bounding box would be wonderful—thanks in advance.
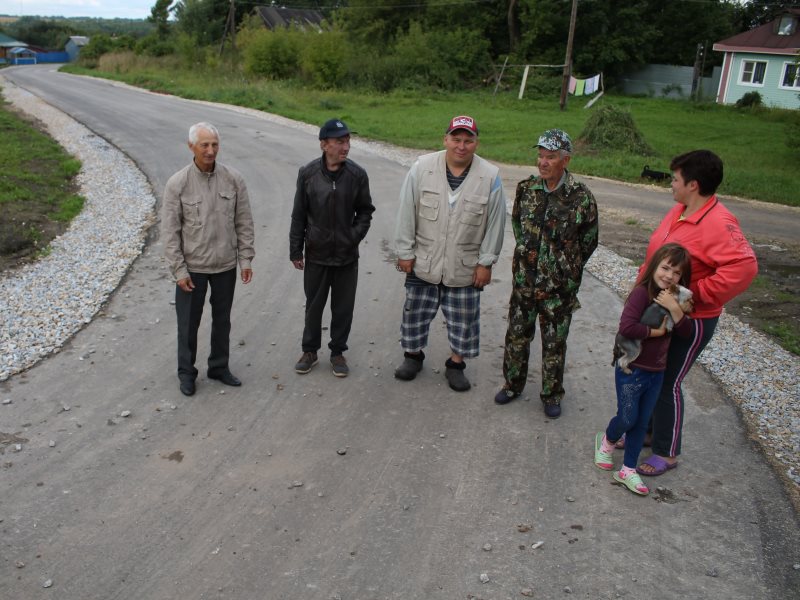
[569,75,577,94]
[584,74,600,95]
[575,79,585,95]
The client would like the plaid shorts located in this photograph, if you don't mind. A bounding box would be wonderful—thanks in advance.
[400,281,481,358]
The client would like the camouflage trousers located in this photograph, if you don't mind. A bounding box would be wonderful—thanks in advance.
[502,288,575,405]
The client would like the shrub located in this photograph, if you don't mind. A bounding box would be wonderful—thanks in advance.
[242,28,302,79]
[578,105,654,156]
[387,22,491,91]
[300,31,351,88]
[735,91,763,109]
[134,35,175,57]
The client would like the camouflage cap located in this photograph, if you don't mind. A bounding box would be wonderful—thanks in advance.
[537,129,572,153]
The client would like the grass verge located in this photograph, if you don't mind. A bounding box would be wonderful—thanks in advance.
[0,93,85,268]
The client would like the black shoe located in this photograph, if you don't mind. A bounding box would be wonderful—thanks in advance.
[208,370,242,387]
[394,351,424,380]
[494,388,520,405]
[179,379,195,396]
[445,358,470,392]
[544,402,561,418]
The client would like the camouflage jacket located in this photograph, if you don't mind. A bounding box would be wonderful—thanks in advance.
[511,170,598,301]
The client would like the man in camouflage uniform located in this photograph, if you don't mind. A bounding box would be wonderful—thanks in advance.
[494,129,598,418]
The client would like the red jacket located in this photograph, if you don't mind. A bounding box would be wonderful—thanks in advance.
[641,196,757,319]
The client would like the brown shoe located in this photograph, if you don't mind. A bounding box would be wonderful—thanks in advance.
[331,355,349,377]
[295,351,318,374]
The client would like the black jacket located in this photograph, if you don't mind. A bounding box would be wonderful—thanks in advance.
[290,156,375,266]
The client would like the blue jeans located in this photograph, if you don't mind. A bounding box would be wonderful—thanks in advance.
[607,367,664,469]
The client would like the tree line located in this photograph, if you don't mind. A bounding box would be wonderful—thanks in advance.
[2,0,794,93]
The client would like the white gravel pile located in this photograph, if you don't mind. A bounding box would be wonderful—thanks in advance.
[1,79,797,488]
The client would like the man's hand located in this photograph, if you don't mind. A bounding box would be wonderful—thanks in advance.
[396,258,415,274]
[292,259,305,271]
[241,268,253,284]
[472,265,492,289]
[177,277,195,293]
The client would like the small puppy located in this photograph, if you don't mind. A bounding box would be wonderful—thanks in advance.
[612,284,692,374]
[641,165,671,181]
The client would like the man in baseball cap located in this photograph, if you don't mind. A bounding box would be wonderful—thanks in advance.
[495,128,598,419]
[290,118,375,378]
[393,114,506,392]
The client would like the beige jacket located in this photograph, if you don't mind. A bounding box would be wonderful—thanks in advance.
[394,151,506,287]
[162,161,255,281]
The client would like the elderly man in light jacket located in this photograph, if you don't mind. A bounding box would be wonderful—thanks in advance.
[162,122,255,396]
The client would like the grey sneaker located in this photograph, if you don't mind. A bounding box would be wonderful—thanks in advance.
[295,351,318,374]
[331,355,349,378]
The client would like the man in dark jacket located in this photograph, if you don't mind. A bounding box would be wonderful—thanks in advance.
[290,119,375,377]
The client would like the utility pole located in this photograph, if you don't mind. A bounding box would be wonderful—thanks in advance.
[691,42,704,101]
[219,0,236,56]
[559,0,578,111]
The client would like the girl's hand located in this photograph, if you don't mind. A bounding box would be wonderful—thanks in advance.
[650,316,669,338]
[655,290,679,311]
[655,290,684,324]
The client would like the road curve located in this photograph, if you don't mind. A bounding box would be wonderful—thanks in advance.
[1,65,798,600]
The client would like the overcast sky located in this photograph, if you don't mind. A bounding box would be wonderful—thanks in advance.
[0,0,153,19]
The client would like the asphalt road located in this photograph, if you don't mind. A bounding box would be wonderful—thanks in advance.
[1,65,798,600]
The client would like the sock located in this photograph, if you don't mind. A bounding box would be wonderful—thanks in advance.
[619,465,637,478]
[600,435,616,454]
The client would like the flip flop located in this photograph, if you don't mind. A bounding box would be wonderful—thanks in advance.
[594,432,614,471]
[636,455,678,476]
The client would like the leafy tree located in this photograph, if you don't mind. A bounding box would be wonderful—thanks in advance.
[173,0,235,45]
[148,0,174,39]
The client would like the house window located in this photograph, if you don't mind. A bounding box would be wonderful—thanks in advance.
[740,60,767,86]
[781,62,800,89]
[777,16,797,36]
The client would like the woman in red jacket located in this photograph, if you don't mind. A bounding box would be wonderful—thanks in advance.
[636,150,758,476]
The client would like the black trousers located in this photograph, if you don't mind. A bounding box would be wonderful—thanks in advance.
[302,260,358,356]
[175,268,236,381]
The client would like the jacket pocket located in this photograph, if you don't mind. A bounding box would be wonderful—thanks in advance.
[460,194,487,226]
[219,190,235,219]
[181,197,203,227]
[414,253,431,273]
[419,190,439,221]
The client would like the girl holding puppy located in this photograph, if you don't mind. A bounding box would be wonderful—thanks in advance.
[594,243,693,495]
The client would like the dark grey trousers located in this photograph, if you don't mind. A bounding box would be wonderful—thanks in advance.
[302,260,358,356]
[175,268,236,381]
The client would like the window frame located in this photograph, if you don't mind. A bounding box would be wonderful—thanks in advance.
[777,16,797,36]
[779,61,800,90]
[739,59,768,87]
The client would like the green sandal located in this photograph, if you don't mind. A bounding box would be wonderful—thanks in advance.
[594,432,614,471]
[612,469,649,496]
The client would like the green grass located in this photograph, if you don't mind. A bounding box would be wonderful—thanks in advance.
[63,58,800,207]
[0,94,85,257]
[762,323,800,355]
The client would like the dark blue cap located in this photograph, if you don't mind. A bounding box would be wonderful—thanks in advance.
[319,119,351,140]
